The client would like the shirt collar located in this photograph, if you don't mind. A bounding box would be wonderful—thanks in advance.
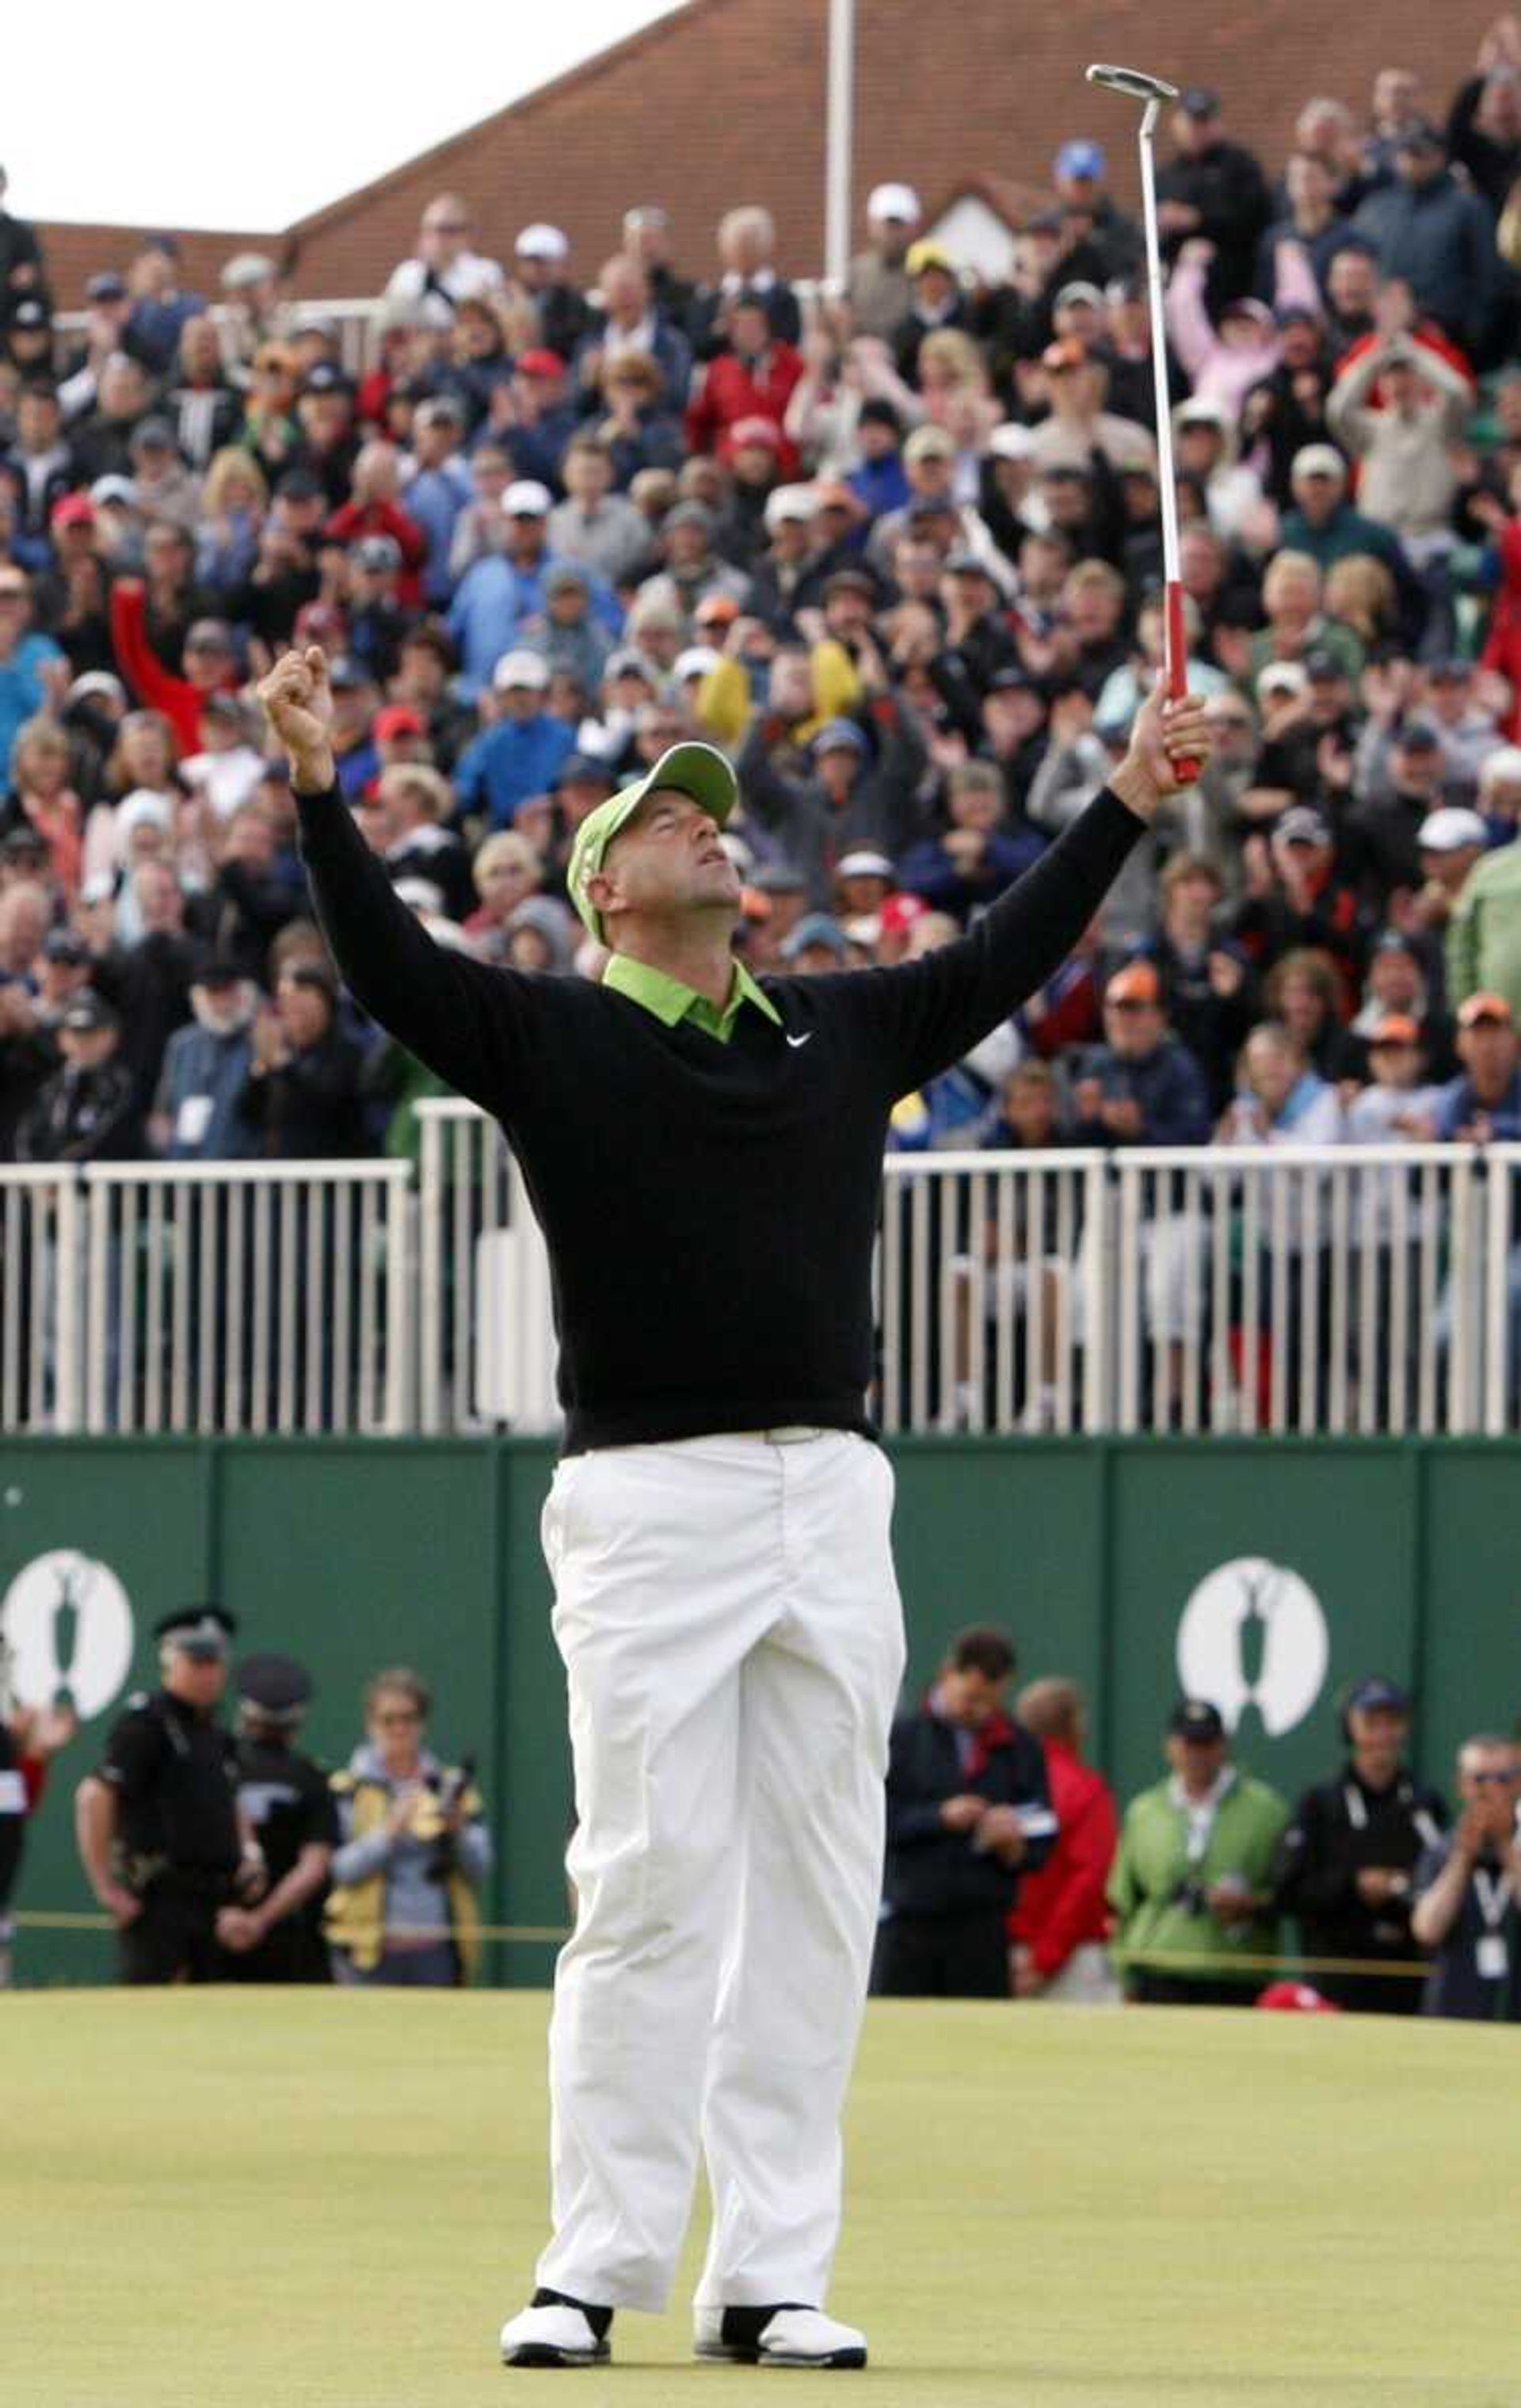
[603,951,781,1037]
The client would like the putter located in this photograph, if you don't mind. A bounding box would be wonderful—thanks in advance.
[1085,63,1199,779]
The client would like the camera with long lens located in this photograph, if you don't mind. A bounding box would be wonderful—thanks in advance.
[426,1755,476,1883]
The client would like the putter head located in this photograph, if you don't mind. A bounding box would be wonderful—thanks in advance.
[1085,63,1180,104]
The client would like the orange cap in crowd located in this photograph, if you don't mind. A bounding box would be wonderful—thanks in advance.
[1458,993,1515,1030]
[1105,960,1161,1007]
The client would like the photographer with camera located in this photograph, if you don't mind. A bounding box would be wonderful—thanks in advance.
[1108,1699,1290,2006]
[326,1667,490,1987]
[1411,1735,1521,2022]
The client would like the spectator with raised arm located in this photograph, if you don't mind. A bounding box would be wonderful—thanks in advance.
[1412,1732,1521,2022]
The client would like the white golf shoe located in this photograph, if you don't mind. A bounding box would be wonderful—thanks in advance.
[500,2294,612,2368]
[693,2304,867,2368]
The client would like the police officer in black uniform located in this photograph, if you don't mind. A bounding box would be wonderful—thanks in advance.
[1275,1678,1447,2014]
[75,1606,263,1983]
[214,1653,339,1983]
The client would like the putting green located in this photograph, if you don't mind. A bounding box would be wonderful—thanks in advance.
[6,1989,1517,2406]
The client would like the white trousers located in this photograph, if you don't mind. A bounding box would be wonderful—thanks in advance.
[536,1430,906,2314]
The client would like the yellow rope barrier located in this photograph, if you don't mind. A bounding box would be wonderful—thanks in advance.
[1110,1946,1428,1980]
[14,1911,570,1944]
[14,1914,1434,1978]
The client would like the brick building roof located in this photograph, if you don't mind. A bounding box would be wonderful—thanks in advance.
[32,0,1499,307]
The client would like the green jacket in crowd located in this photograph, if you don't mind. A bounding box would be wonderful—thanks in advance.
[1447,840,1521,1025]
[1107,1769,1290,1993]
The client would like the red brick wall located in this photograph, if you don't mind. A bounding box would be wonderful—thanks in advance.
[33,0,1503,307]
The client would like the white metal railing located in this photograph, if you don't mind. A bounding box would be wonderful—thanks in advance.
[5,1133,1521,1440]
[2,1160,411,1436]
[0,1166,83,1433]
[877,1151,1108,1435]
[1108,1146,1483,1438]
[408,1112,1521,1442]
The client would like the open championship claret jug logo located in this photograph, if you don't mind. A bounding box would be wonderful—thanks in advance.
[0,1549,135,1720]
[1175,1556,1330,1737]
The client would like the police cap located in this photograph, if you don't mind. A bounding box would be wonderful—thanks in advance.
[234,1652,313,1722]
[153,1605,237,1658]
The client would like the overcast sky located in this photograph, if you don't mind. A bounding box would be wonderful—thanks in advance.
[7,1,686,230]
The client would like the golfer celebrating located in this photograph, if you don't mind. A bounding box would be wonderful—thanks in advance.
[261,647,1208,2371]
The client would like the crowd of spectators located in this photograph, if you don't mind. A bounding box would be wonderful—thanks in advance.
[878,1639,1521,2021]
[5,34,1521,1188]
[13,1596,1516,2017]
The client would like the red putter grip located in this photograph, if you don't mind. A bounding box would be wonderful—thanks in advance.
[1164,581,1200,784]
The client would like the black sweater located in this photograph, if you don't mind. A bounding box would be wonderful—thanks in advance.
[296,782,1142,1451]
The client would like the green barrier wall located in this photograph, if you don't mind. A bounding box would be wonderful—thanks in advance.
[5,1437,1520,1987]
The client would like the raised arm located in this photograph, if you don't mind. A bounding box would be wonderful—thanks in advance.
[851,682,1210,1094]
[258,648,538,1114]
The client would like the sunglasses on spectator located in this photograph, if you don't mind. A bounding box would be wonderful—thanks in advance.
[1210,712,1252,730]
[1470,1768,1520,1785]
[375,1708,422,1725]
[426,219,469,235]
[1107,997,1153,1014]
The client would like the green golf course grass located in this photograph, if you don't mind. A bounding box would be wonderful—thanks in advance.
[7,1988,1518,2406]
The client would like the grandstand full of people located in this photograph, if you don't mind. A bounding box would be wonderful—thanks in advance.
[2,34,1521,1192]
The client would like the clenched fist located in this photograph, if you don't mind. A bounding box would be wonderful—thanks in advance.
[258,646,337,793]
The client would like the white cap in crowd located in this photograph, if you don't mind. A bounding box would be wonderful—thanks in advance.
[501,480,553,518]
[764,483,818,529]
[674,646,721,682]
[1257,661,1309,699]
[221,252,277,291]
[867,182,922,224]
[493,650,551,692]
[116,789,175,842]
[1480,745,1521,792]
[1290,444,1348,484]
[1418,807,1489,853]
[516,223,569,262]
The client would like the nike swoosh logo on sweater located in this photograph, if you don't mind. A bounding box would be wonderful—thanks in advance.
[785,1032,814,1049]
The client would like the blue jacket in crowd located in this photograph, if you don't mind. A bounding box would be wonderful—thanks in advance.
[1073,1035,1214,1146]
[1434,1068,1521,1141]
[447,553,623,696]
[403,459,475,606]
[1352,170,1494,347]
[454,712,577,829]
[154,1023,258,1160]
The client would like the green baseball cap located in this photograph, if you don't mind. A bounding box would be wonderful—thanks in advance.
[567,741,739,942]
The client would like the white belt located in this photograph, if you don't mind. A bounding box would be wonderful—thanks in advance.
[762,1425,826,1444]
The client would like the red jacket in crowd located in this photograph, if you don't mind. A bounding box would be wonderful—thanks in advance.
[685,341,804,475]
[322,497,429,609]
[1481,516,1521,741]
[109,579,234,756]
[1007,1736,1118,1983]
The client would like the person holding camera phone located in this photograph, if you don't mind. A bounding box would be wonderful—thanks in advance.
[1412,1735,1521,2023]
[1108,1699,1290,2006]
[873,1626,1057,1998]
[325,1667,490,1987]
